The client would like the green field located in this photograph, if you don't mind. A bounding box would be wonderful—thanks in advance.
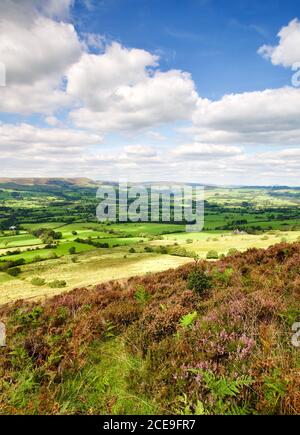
[1,180,300,305]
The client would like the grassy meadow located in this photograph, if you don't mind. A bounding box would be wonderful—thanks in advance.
[1,222,300,305]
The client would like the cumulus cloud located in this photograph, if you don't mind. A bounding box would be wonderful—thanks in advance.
[0,0,81,113]
[69,69,198,131]
[0,18,81,86]
[0,0,74,22]
[67,43,198,131]
[192,87,300,145]
[258,18,300,67]
[1,2,300,185]
[67,43,159,110]
[0,81,72,114]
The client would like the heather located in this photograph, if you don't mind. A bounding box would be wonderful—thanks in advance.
[0,242,299,415]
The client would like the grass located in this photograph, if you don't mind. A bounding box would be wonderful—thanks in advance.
[162,230,300,258]
[1,241,95,263]
[2,226,300,305]
[109,222,185,236]
[56,338,158,414]
[0,234,42,249]
[0,251,190,305]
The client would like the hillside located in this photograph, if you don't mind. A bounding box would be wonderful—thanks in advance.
[0,178,97,187]
[0,242,299,415]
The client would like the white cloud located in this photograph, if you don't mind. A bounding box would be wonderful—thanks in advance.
[0,81,72,114]
[173,143,242,159]
[258,18,300,67]
[0,0,81,113]
[0,18,81,86]
[0,2,198,127]
[67,42,198,131]
[0,123,103,154]
[40,0,74,19]
[1,3,300,185]
[81,32,106,52]
[67,42,158,110]
[193,87,300,145]
[0,1,74,22]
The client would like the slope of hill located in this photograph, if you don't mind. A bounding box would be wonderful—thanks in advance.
[0,243,299,415]
[0,178,97,187]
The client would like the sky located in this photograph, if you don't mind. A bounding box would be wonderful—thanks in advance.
[1,0,300,185]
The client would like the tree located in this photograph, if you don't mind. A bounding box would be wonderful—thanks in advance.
[187,269,212,295]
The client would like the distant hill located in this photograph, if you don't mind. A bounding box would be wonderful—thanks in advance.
[0,178,297,190]
[0,178,98,187]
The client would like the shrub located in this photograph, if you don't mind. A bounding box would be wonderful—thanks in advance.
[69,247,76,255]
[12,306,43,327]
[99,243,109,248]
[31,277,46,286]
[45,244,57,249]
[170,247,189,257]
[134,286,151,305]
[32,255,43,263]
[129,247,136,253]
[227,248,239,256]
[212,267,233,285]
[160,246,168,254]
[206,250,219,260]
[179,311,198,328]
[7,267,21,277]
[48,280,67,288]
[144,246,154,253]
[187,269,212,295]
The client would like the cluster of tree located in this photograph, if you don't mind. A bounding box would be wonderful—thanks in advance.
[74,237,109,249]
[0,258,25,276]
[32,228,62,244]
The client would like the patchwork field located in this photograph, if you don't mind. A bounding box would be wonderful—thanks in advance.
[1,180,300,306]
[1,222,300,305]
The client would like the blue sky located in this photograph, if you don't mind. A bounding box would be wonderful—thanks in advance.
[73,0,296,96]
[1,0,300,185]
